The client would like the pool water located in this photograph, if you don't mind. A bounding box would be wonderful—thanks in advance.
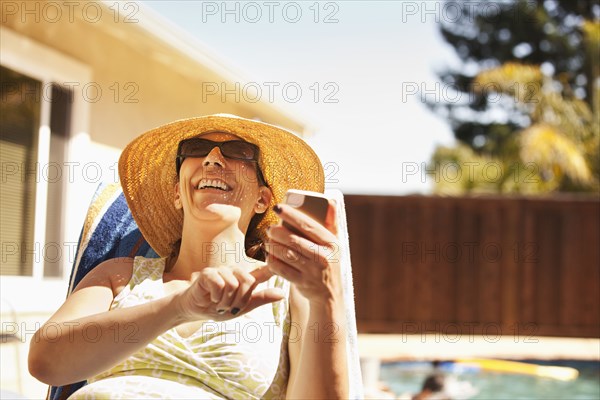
[380,360,600,399]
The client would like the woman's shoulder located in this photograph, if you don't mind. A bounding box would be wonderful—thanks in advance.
[93,257,136,296]
[70,257,134,299]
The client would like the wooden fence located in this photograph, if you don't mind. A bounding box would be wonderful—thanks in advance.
[345,194,600,338]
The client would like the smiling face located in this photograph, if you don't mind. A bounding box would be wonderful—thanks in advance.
[174,132,272,233]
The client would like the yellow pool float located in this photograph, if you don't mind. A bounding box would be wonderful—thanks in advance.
[454,358,579,381]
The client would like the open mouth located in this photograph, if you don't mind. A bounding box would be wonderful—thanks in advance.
[195,178,231,191]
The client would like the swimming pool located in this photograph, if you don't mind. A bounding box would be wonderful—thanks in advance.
[380,360,600,399]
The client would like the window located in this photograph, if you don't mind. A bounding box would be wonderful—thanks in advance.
[1,66,40,276]
[1,66,73,277]
[0,27,91,312]
[1,66,74,277]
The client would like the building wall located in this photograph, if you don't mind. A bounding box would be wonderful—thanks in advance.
[1,4,304,150]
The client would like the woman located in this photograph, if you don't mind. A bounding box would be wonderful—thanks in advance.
[28,114,348,399]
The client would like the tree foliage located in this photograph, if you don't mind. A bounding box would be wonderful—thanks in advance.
[428,0,599,194]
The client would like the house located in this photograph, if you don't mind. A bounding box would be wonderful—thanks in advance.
[0,2,305,397]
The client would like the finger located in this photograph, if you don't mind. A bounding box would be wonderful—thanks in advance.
[185,280,214,312]
[250,265,273,284]
[199,269,226,304]
[275,204,336,245]
[242,288,285,315]
[325,199,338,236]
[267,227,330,268]
[266,253,303,283]
[214,268,239,312]
[230,268,256,313]
[267,226,308,255]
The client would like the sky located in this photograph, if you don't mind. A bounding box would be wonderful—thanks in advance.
[141,1,460,195]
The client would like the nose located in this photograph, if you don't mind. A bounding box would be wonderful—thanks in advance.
[203,146,226,168]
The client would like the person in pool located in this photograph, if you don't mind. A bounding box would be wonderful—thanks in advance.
[412,374,450,400]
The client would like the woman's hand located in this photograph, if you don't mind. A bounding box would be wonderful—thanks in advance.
[174,265,284,322]
[266,201,343,306]
[269,201,350,398]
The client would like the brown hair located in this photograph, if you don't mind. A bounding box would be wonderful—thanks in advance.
[245,212,267,261]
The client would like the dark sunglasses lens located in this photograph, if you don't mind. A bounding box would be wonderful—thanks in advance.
[180,139,213,157]
[221,141,257,160]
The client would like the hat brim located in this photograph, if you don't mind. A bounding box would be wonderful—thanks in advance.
[118,114,325,257]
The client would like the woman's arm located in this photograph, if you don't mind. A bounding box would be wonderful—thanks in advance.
[286,285,348,399]
[266,203,349,399]
[28,257,185,386]
[28,257,282,386]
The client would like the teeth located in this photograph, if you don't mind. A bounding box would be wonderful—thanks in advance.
[197,178,229,191]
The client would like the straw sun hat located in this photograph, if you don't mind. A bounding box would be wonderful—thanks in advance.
[118,114,325,257]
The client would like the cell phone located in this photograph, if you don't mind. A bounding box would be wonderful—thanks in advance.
[282,189,330,234]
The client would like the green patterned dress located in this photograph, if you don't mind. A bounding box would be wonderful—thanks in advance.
[69,256,291,399]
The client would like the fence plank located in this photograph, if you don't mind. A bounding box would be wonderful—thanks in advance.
[431,199,456,324]
[455,199,479,323]
[559,204,581,328]
[391,201,410,324]
[479,199,502,323]
[501,199,520,327]
[520,201,537,323]
[581,203,600,328]
[535,205,560,328]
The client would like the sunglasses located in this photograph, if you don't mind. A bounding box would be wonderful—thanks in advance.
[176,138,266,183]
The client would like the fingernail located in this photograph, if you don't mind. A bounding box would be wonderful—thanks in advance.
[273,204,282,214]
[231,308,240,315]
[217,309,226,315]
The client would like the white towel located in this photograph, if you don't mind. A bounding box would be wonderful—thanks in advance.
[326,189,364,399]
